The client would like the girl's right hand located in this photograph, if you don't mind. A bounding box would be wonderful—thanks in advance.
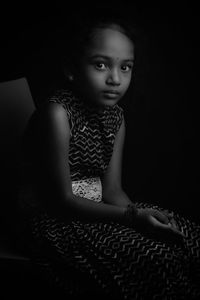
[133,208,185,245]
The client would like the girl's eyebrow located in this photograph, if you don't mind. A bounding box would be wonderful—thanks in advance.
[88,54,134,62]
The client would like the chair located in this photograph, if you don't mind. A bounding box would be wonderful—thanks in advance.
[0,77,75,299]
[0,76,36,252]
[0,77,110,299]
[0,77,42,297]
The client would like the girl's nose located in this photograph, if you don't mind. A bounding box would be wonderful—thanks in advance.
[106,69,121,86]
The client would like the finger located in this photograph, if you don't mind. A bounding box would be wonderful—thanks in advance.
[168,218,178,229]
[152,218,185,243]
[168,225,184,237]
[160,209,172,218]
[155,218,184,237]
[168,212,174,217]
[166,212,179,229]
[152,210,169,224]
[155,211,178,229]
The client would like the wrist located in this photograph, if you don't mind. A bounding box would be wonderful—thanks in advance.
[124,203,138,227]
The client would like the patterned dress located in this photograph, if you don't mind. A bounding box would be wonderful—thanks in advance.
[20,90,200,300]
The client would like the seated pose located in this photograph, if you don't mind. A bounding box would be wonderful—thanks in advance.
[19,12,200,300]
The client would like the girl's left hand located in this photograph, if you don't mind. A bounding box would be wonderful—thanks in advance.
[148,209,178,229]
[136,208,184,244]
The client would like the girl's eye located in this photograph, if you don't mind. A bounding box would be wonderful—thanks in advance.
[94,62,106,70]
[121,65,133,72]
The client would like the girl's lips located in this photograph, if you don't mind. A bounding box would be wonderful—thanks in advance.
[103,90,120,94]
[103,91,120,99]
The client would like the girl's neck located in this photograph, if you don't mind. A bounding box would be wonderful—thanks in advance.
[70,84,114,114]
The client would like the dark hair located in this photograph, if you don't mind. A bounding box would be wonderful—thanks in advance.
[72,14,137,50]
[56,12,139,76]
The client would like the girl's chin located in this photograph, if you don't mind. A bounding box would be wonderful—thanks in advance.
[84,93,120,108]
[99,97,120,106]
[98,100,118,108]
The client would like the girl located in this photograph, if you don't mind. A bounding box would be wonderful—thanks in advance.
[19,13,200,300]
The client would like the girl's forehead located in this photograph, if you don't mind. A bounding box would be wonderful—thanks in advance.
[86,27,134,58]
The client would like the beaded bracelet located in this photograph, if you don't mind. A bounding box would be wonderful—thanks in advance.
[124,203,138,227]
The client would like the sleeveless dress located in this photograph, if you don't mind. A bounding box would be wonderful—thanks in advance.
[20,90,200,300]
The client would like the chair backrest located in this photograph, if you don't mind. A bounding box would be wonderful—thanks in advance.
[0,77,36,155]
[0,77,36,230]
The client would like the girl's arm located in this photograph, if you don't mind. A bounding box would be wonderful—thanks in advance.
[38,102,129,225]
[101,116,185,244]
[38,103,184,244]
[102,116,133,207]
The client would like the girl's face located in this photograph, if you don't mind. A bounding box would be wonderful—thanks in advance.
[75,25,134,108]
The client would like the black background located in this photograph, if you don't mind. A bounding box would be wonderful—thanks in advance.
[0,2,199,222]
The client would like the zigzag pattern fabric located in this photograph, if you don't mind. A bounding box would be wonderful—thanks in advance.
[27,90,200,299]
[30,203,200,299]
[48,90,123,181]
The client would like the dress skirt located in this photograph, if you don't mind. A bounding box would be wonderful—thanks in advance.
[25,178,200,300]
